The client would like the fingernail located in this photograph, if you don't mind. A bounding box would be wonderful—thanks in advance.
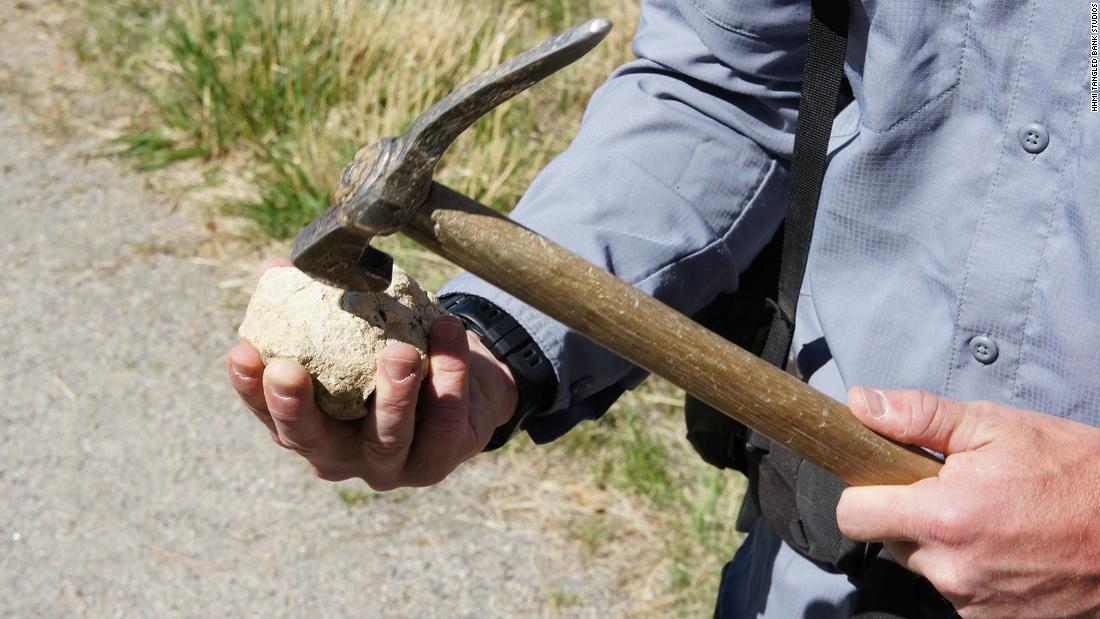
[864,388,890,420]
[432,318,463,345]
[383,356,418,382]
[267,363,300,400]
[270,381,298,400]
[231,362,255,381]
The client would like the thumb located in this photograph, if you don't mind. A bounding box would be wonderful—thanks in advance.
[847,387,996,455]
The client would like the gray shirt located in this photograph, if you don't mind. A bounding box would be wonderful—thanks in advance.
[442,0,1100,613]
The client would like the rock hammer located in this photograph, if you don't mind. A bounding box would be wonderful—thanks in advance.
[291,19,942,487]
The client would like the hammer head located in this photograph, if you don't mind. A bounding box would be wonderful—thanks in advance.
[291,18,612,292]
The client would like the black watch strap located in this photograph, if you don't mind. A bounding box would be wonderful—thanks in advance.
[439,293,557,450]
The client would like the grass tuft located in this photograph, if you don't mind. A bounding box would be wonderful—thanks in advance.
[239,140,343,238]
[336,486,378,508]
[109,128,209,171]
[549,589,583,608]
[78,0,640,236]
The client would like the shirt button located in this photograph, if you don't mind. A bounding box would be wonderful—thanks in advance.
[968,336,999,365]
[1018,122,1049,154]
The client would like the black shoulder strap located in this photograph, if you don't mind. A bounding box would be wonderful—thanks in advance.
[761,0,851,369]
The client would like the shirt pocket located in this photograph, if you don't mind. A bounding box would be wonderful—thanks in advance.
[855,1,974,133]
[679,0,813,81]
[682,0,809,41]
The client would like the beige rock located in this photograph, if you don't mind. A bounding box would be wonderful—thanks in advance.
[239,266,444,420]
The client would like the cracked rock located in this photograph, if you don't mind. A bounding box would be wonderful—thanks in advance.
[239,266,444,420]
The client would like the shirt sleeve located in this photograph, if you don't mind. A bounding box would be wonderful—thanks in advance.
[438,0,810,443]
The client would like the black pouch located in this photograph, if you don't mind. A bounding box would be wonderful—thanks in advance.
[741,436,876,572]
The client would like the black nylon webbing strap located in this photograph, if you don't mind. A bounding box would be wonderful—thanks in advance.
[760,0,851,368]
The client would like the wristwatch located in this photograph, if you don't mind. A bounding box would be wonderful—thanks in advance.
[440,293,557,451]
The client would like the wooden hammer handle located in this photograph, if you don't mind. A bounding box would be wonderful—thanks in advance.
[406,182,942,487]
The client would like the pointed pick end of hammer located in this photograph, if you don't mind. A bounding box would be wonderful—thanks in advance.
[584,17,612,38]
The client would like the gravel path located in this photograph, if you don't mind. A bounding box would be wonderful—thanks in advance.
[0,6,629,617]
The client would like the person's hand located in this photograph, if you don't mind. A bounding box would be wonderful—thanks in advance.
[837,387,1100,618]
[226,258,518,489]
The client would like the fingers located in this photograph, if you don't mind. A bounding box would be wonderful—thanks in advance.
[256,257,293,280]
[836,484,926,542]
[360,342,423,486]
[404,316,473,484]
[231,256,292,430]
[419,318,471,430]
[227,343,276,435]
[263,359,356,478]
[847,387,994,455]
[838,484,978,605]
